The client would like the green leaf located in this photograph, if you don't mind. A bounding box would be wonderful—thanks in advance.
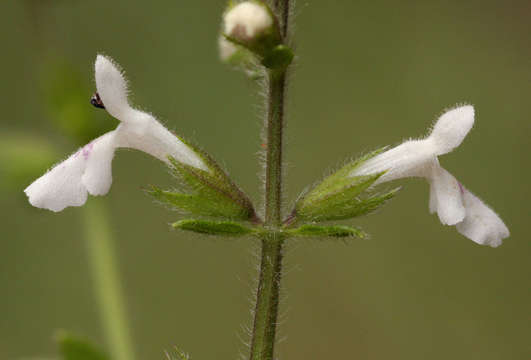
[42,59,115,145]
[55,332,109,360]
[173,219,256,237]
[226,0,237,9]
[0,133,59,191]
[286,224,367,239]
[149,152,257,221]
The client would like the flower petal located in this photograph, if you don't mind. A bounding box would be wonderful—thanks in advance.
[24,131,120,212]
[95,55,131,121]
[456,188,510,247]
[348,105,508,247]
[427,161,465,225]
[352,139,436,183]
[81,131,117,195]
[24,150,88,212]
[95,55,209,172]
[429,105,474,156]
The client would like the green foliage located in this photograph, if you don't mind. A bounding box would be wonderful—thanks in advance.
[165,347,191,360]
[173,219,256,236]
[286,224,367,239]
[56,332,109,360]
[0,133,58,191]
[149,154,256,221]
[294,148,399,222]
[42,59,115,145]
[225,0,237,10]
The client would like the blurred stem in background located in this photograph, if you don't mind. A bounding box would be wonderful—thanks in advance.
[22,2,133,357]
[83,198,136,360]
[249,1,291,359]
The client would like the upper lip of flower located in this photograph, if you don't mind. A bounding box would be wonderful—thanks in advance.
[350,105,509,247]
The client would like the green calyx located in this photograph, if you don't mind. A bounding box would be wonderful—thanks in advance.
[148,154,257,221]
[292,148,400,223]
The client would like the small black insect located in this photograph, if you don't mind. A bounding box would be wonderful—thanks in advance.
[90,92,105,109]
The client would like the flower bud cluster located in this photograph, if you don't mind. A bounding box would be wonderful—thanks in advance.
[220,1,293,70]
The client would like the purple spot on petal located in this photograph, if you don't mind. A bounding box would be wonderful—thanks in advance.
[82,142,94,159]
[458,182,465,195]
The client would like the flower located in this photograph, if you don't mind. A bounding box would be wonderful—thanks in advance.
[24,55,208,212]
[350,105,509,247]
[219,35,239,62]
[223,1,274,43]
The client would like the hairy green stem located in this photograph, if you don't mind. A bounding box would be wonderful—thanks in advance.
[250,72,286,359]
[263,70,286,226]
[250,234,284,360]
[83,198,136,360]
[249,2,291,358]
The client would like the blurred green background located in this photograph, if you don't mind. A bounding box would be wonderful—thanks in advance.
[1,0,530,359]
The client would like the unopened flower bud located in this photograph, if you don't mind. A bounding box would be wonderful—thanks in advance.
[221,0,291,70]
[224,1,275,44]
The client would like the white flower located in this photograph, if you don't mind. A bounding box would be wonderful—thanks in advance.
[218,36,238,62]
[351,105,509,247]
[25,55,208,212]
[223,1,273,42]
